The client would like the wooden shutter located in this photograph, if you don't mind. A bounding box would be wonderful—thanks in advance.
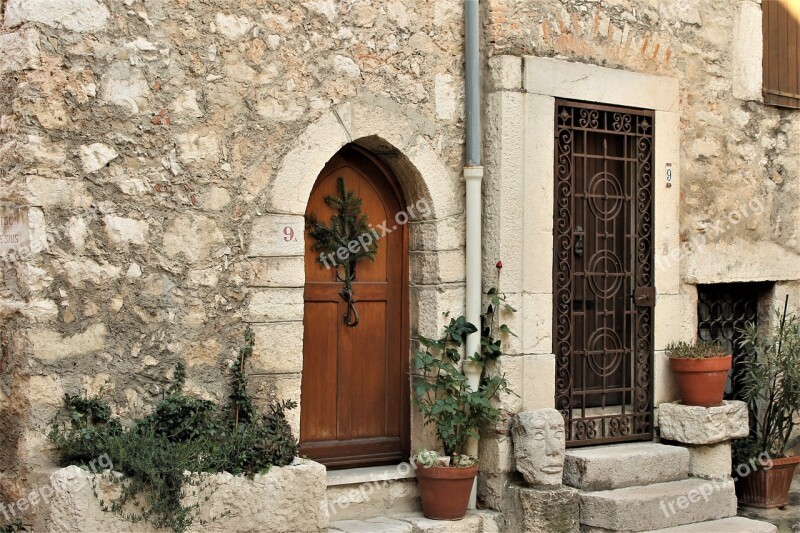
[763,0,800,108]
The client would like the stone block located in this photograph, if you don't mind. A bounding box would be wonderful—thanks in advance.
[521,293,552,355]
[579,478,736,531]
[488,55,522,91]
[658,401,749,445]
[25,176,91,209]
[30,323,107,360]
[505,484,580,533]
[522,353,555,410]
[409,284,464,339]
[654,292,696,351]
[0,28,40,73]
[104,215,148,245]
[249,256,304,287]
[409,220,460,255]
[654,350,680,405]
[397,512,484,533]
[651,516,777,532]
[41,459,328,532]
[523,56,679,113]
[248,215,305,257]
[79,143,118,174]
[409,249,464,285]
[251,321,303,374]
[99,62,151,115]
[163,213,225,265]
[247,288,303,322]
[186,459,327,532]
[564,442,689,491]
[687,442,731,480]
[479,434,514,474]
[477,471,511,511]
[326,478,420,522]
[732,1,763,102]
[4,0,110,32]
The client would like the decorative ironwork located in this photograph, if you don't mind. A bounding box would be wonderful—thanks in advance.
[553,100,655,446]
[697,283,769,399]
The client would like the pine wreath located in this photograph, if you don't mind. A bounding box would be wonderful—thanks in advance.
[305,177,378,327]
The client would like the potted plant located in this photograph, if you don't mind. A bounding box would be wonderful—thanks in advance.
[411,264,515,520]
[733,299,800,509]
[666,340,731,407]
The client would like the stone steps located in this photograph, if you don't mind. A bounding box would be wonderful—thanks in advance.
[564,442,690,491]
[329,511,502,533]
[326,466,420,521]
[648,516,777,532]
[579,477,737,532]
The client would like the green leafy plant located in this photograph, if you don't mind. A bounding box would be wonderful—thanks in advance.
[0,520,29,533]
[412,263,516,460]
[734,301,800,462]
[665,340,729,359]
[414,449,442,467]
[48,327,298,533]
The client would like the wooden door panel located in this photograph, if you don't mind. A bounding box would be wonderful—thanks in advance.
[300,301,339,442]
[340,301,387,438]
[301,146,409,469]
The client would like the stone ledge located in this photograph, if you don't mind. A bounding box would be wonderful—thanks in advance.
[658,401,748,445]
[39,458,328,532]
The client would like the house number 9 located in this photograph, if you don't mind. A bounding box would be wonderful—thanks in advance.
[283,226,296,242]
[665,163,673,188]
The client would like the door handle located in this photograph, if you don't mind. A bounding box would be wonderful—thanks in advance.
[574,226,584,258]
[633,287,656,307]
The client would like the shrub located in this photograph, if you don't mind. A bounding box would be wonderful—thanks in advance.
[48,327,298,532]
[665,340,728,359]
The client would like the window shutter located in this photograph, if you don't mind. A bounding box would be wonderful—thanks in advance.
[763,0,800,108]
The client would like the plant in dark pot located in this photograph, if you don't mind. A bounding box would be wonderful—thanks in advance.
[666,340,731,407]
[411,272,515,520]
[733,298,800,509]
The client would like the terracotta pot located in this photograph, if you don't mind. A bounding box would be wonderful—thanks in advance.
[415,464,478,520]
[736,456,800,509]
[668,355,731,407]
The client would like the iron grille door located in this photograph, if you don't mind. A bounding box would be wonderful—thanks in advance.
[553,100,655,447]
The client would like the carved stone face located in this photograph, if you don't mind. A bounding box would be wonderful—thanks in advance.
[511,409,566,487]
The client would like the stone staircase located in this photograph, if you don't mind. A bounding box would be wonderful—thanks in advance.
[564,442,776,533]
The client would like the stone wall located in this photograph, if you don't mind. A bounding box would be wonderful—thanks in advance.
[482,0,800,288]
[1,0,799,516]
[0,0,468,505]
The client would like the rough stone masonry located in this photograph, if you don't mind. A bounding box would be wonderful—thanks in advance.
[0,0,798,520]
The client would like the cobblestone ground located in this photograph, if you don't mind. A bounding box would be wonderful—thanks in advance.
[740,476,800,532]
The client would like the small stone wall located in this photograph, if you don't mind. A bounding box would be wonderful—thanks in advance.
[36,458,328,533]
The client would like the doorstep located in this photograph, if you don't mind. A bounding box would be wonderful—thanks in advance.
[327,464,417,486]
[329,510,502,533]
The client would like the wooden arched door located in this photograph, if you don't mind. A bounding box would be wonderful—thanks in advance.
[300,145,410,469]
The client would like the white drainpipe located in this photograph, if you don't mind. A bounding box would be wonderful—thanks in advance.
[463,0,482,510]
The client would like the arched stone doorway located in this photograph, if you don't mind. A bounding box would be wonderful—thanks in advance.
[245,100,465,467]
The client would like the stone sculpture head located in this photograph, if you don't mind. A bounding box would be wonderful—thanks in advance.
[511,408,566,487]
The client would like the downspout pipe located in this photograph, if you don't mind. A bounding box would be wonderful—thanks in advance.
[463,0,483,510]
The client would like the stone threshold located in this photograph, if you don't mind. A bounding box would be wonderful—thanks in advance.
[330,510,501,532]
[327,464,417,487]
